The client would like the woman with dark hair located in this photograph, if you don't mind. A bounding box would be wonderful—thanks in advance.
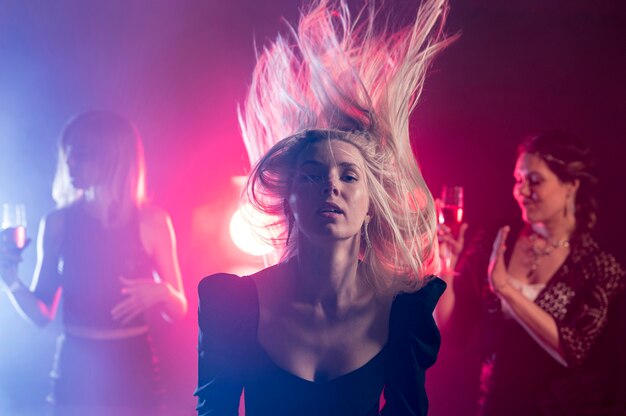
[195,0,453,414]
[0,111,187,415]
[436,130,626,415]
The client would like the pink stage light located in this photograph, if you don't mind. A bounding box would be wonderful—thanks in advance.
[229,206,276,257]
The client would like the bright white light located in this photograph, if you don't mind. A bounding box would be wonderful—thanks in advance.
[229,207,276,256]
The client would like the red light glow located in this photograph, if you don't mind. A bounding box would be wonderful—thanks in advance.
[229,207,276,256]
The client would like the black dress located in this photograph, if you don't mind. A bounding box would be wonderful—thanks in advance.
[195,273,446,416]
[32,202,162,410]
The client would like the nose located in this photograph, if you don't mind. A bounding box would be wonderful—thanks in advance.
[321,178,339,196]
[514,180,530,199]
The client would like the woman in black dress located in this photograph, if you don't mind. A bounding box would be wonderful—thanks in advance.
[195,0,453,414]
[0,111,187,415]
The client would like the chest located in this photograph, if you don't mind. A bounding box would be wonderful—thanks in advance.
[507,240,582,322]
[258,300,391,383]
[508,237,570,285]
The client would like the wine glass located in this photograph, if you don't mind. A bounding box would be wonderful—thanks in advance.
[1,203,27,251]
[438,186,464,271]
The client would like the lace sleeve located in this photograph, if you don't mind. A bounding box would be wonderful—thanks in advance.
[557,252,625,366]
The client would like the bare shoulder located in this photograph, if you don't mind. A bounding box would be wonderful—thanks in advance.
[138,205,175,237]
[136,205,175,256]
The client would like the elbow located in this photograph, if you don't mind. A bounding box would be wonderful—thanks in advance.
[34,303,56,327]
[179,291,189,315]
[161,291,188,322]
[29,311,53,328]
[554,348,569,368]
[33,318,51,328]
[173,286,189,318]
[172,299,189,321]
[10,295,55,328]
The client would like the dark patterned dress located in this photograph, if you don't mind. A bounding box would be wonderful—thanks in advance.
[436,225,626,416]
[480,231,626,416]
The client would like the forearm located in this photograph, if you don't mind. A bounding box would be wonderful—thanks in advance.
[159,282,188,322]
[4,280,53,327]
[496,284,566,365]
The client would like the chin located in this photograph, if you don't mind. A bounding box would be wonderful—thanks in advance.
[520,204,541,222]
[523,213,539,223]
[520,210,537,225]
[314,228,360,242]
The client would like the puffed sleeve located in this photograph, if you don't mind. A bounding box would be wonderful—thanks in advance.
[557,252,625,367]
[194,273,258,415]
[382,277,446,416]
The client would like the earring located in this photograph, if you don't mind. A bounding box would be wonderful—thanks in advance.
[363,219,372,250]
[564,191,574,218]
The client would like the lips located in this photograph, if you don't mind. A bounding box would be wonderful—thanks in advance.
[317,202,344,215]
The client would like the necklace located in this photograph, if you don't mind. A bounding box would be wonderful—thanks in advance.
[527,232,570,278]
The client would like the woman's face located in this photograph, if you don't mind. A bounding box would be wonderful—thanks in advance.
[513,152,576,225]
[64,139,104,190]
[288,139,371,245]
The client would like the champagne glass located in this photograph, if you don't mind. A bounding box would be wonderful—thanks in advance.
[438,186,463,271]
[1,203,27,251]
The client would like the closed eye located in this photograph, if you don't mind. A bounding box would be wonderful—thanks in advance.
[528,174,544,186]
[513,174,543,187]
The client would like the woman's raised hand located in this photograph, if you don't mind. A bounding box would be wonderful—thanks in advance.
[437,222,468,274]
[0,235,30,286]
[488,226,512,294]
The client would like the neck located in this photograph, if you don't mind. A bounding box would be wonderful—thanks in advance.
[293,235,364,310]
[531,216,576,243]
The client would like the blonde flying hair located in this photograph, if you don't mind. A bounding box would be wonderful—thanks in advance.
[52,110,147,223]
[239,0,453,293]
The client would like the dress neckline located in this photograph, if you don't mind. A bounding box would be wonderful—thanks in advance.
[249,277,388,385]
[257,341,387,385]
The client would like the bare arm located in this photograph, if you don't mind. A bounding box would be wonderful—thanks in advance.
[111,207,187,324]
[433,270,456,328]
[1,212,64,327]
[143,207,188,321]
[495,283,565,365]
[433,223,468,328]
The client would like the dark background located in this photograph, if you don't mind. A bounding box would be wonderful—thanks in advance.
[1,0,624,414]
